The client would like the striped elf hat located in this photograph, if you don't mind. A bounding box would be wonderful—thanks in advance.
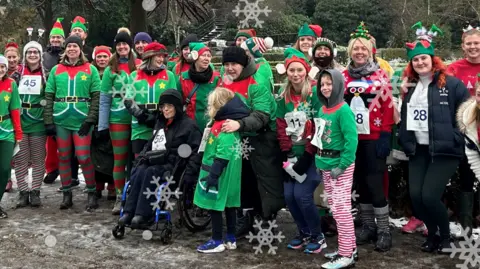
[50,18,65,37]
[240,37,274,58]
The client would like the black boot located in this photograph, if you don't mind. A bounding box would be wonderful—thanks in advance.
[437,236,453,254]
[43,170,59,184]
[86,192,99,211]
[60,191,73,209]
[459,192,474,237]
[421,235,440,253]
[356,204,377,245]
[374,206,392,252]
[16,191,30,208]
[131,215,154,229]
[30,190,41,207]
[119,213,134,226]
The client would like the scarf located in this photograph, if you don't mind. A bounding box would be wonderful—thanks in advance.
[142,64,165,76]
[188,64,213,84]
[347,60,379,79]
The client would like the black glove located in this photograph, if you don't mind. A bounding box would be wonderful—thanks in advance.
[376,132,391,159]
[45,124,56,137]
[124,99,134,110]
[200,174,219,193]
[95,129,110,141]
[292,151,314,175]
[78,122,93,136]
[200,158,229,192]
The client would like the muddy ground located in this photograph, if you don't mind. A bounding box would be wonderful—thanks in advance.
[0,174,467,269]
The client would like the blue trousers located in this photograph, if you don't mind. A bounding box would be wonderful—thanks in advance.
[284,162,323,238]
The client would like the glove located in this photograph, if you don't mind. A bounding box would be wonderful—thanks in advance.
[45,124,56,136]
[78,122,93,136]
[292,152,313,175]
[376,132,392,159]
[200,174,218,193]
[330,167,345,179]
[124,99,134,110]
[283,150,297,163]
[95,129,110,141]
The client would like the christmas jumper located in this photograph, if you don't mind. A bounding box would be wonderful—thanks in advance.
[255,57,274,93]
[19,65,46,134]
[0,77,22,143]
[174,61,190,78]
[447,58,480,96]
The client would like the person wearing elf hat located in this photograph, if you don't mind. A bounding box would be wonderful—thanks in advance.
[4,39,22,85]
[43,34,101,211]
[241,36,275,94]
[294,23,323,61]
[44,18,65,78]
[167,48,180,71]
[447,21,480,235]
[133,32,152,59]
[173,34,199,77]
[275,47,326,254]
[398,22,469,253]
[343,21,394,252]
[13,41,47,208]
[234,29,256,47]
[310,37,345,77]
[0,54,22,218]
[220,46,284,236]
[97,27,140,215]
[92,45,112,78]
[178,42,221,132]
[123,42,177,157]
[70,16,94,62]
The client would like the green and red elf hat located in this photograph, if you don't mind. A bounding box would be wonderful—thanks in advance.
[297,23,322,38]
[276,47,317,79]
[50,18,65,38]
[240,36,274,58]
[235,29,257,40]
[5,38,19,51]
[71,16,88,32]
[405,21,443,60]
[187,42,210,61]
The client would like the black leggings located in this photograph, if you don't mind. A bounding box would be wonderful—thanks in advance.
[409,145,459,239]
[458,156,476,192]
[211,208,237,241]
[355,140,387,208]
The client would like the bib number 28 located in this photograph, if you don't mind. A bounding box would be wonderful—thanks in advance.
[413,109,427,121]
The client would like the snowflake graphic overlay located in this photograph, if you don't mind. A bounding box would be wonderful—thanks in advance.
[0,0,10,15]
[233,0,272,28]
[143,175,182,211]
[230,137,254,160]
[111,79,148,109]
[297,103,318,119]
[246,219,285,255]
[443,226,480,269]
[320,185,359,216]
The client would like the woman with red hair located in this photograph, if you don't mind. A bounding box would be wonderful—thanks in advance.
[398,22,469,254]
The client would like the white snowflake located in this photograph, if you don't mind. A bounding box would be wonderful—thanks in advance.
[362,69,398,113]
[373,117,382,127]
[143,175,182,211]
[319,186,359,215]
[230,137,254,160]
[443,227,480,269]
[297,104,318,118]
[246,219,285,255]
[111,79,134,109]
[0,0,10,15]
[233,0,271,28]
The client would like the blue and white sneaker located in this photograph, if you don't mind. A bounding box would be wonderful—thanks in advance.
[321,254,355,269]
[197,239,226,253]
[324,248,358,261]
[304,236,327,254]
[287,234,310,250]
[224,234,237,250]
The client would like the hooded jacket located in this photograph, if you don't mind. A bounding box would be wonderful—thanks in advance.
[43,45,63,79]
[194,95,249,211]
[457,98,480,183]
[311,69,358,170]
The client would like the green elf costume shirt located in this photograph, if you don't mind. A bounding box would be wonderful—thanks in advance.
[19,67,46,134]
[0,78,21,142]
[100,64,133,124]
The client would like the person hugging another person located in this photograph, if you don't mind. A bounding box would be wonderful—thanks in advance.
[194,87,250,253]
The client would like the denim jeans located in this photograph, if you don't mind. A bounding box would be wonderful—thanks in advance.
[284,161,323,238]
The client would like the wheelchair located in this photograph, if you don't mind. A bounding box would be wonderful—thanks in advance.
[112,156,211,242]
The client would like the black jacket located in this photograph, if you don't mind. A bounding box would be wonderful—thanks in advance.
[83,45,94,63]
[398,72,470,158]
[43,46,63,78]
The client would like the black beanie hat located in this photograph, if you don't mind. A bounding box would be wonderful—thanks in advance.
[64,35,83,50]
[222,46,248,67]
[180,34,198,49]
[159,89,183,116]
[114,31,133,48]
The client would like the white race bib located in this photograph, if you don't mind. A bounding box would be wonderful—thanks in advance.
[19,75,42,95]
[351,107,370,134]
[152,129,166,151]
[407,103,428,132]
[284,111,307,140]
[198,127,211,153]
[311,118,326,149]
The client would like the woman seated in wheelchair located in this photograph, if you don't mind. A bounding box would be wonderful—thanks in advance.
[119,89,202,229]
[194,87,250,253]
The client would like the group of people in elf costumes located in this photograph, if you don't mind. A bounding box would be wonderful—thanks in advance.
[1,14,480,269]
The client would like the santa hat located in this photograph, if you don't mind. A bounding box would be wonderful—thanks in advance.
[93,45,112,60]
[276,48,316,79]
[297,24,322,38]
[4,38,19,54]
[0,54,8,70]
[235,29,257,40]
[406,22,443,60]
[71,16,88,32]
[142,42,168,59]
[187,42,210,61]
[50,18,65,38]
[241,37,274,58]
[309,37,338,58]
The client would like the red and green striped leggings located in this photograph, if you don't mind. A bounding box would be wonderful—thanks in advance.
[110,123,131,195]
[56,126,95,192]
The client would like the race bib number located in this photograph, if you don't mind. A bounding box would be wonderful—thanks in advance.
[407,103,428,132]
[284,111,307,138]
[311,118,326,149]
[19,75,42,95]
[351,107,370,135]
[152,129,166,151]
[198,127,211,153]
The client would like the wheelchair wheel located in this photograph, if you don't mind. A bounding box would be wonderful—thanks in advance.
[161,221,173,244]
[112,225,125,239]
[178,172,211,232]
